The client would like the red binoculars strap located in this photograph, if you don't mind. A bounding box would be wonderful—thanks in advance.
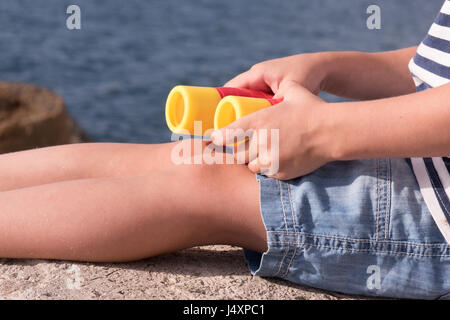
[215,87,283,105]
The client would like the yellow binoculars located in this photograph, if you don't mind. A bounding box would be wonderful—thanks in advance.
[165,86,282,136]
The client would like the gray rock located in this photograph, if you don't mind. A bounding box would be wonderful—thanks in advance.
[0,82,88,154]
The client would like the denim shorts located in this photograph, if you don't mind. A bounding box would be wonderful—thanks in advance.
[243,158,450,299]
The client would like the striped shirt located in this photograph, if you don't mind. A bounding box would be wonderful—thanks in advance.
[408,0,450,244]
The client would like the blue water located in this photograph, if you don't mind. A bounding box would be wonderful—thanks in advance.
[0,0,444,143]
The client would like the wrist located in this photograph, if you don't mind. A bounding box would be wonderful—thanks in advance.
[312,51,338,92]
[320,100,383,162]
[313,101,355,162]
[318,51,368,94]
[305,52,336,93]
[307,100,344,163]
[289,52,335,94]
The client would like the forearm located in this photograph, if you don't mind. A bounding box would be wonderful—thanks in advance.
[321,83,450,161]
[319,47,417,100]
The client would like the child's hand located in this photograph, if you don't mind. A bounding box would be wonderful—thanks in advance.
[225,53,329,98]
[211,81,333,180]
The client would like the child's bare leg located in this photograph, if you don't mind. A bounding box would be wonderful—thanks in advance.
[0,142,190,191]
[0,159,267,262]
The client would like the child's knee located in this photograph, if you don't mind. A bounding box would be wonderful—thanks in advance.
[170,138,237,167]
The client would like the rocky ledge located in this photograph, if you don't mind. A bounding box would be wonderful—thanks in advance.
[0,82,88,154]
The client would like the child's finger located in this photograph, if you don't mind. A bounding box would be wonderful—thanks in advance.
[224,70,252,88]
[273,79,299,99]
[250,139,277,176]
[247,157,261,174]
[233,133,258,164]
[211,117,254,146]
[224,70,272,93]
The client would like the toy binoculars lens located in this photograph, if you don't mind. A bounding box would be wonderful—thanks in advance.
[165,86,280,136]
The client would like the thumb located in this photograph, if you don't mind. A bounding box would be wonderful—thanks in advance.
[211,116,253,146]
[272,79,300,99]
[274,80,299,97]
[276,80,318,102]
[272,89,285,100]
[224,70,251,88]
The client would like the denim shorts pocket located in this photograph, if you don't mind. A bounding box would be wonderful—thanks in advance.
[288,159,385,241]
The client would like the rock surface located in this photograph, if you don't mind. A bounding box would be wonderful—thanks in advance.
[0,82,88,154]
[0,245,365,300]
